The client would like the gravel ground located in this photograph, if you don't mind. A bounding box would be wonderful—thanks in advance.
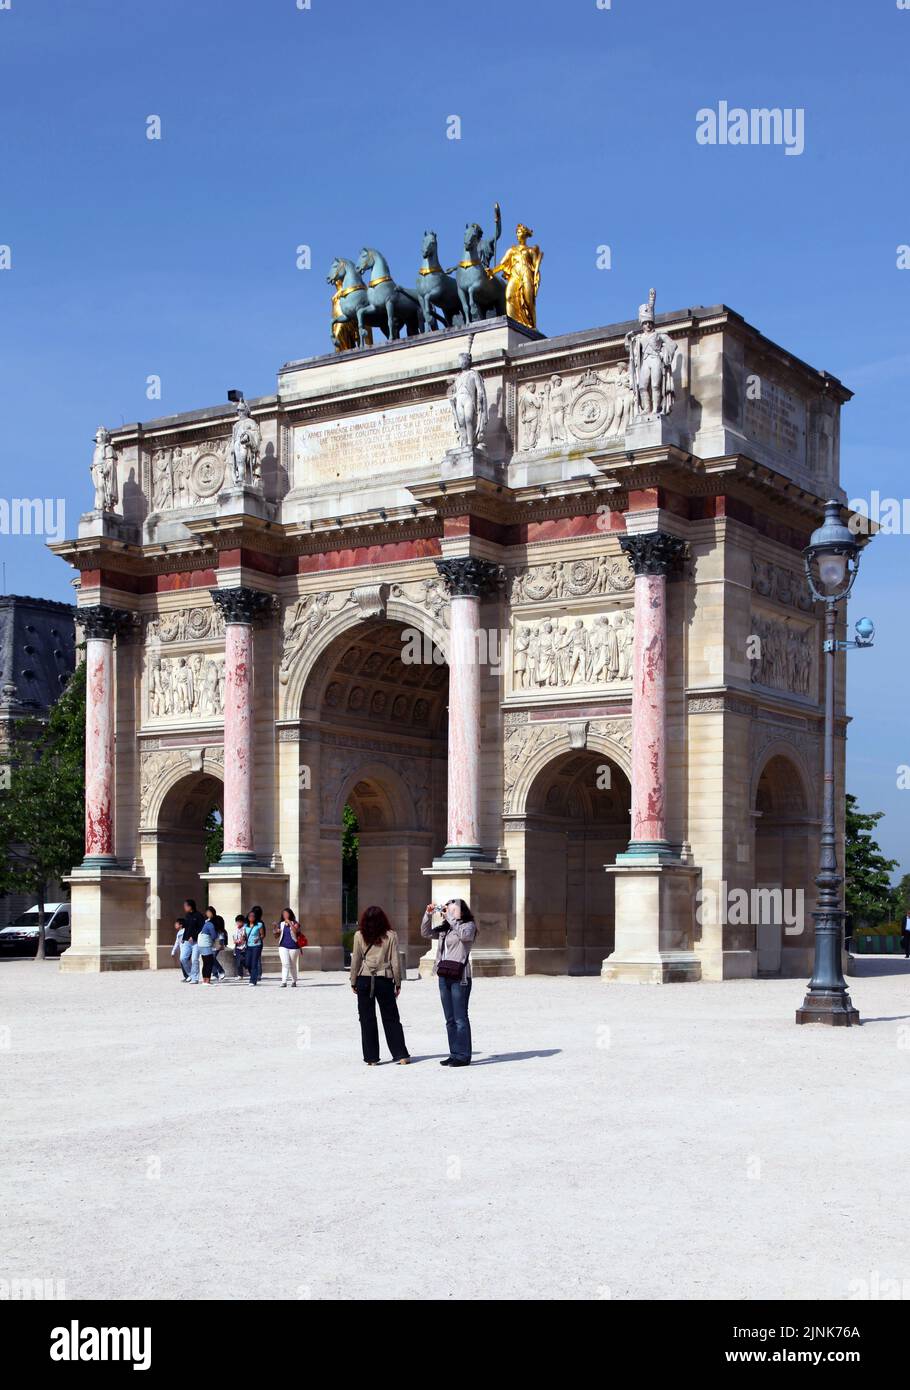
[1,956,907,1301]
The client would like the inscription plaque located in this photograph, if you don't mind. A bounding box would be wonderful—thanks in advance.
[294,400,454,484]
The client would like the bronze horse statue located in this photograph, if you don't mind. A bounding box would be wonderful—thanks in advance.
[355,247,424,341]
[415,230,463,332]
[455,204,505,323]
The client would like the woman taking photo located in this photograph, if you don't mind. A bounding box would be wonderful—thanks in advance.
[349,906,410,1065]
[244,907,266,987]
[273,907,307,988]
[420,899,477,1067]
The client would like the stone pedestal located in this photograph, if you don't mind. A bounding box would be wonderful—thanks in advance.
[440,445,503,485]
[624,413,687,452]
[199,865,290,972]
[215,486,273,522]
[60,869,151,972]
[418,858,515,978]
[602,858,702,983]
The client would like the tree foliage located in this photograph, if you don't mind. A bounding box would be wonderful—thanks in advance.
[0,661,86,957]
[844,793,898,928]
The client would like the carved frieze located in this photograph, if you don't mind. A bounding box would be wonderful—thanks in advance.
[516,365,632,453]
[510,554,633,605]
[146,606,225,645]
[279,591,336,684]
[750,612,814,697]
[512,610,634,693]
[147,652,226,719]
[148,438,230,511]
[751,558,813,612]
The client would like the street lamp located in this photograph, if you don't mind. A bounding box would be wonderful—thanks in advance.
[796,500,873,1026]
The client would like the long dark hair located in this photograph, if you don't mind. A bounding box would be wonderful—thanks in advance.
[281,907,297,923]
[359,905,392,947]
[446,898,474,925]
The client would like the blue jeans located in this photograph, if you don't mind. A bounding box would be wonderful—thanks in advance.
[247,943,263,984]
[438,976,472,1062]
[179,941,193,978]
[188,942,201,983]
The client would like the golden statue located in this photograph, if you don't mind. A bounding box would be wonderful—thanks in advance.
[331,277,360,353]
[489,223,543,329]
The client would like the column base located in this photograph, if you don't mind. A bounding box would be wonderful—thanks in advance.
[615,840,679,865]
[213,851,262,868]
[199,864,289,967]
[603,858,702,984]
[795,989,860,1026]
[436,845,492,863]
[61,869,151,973]
[601,952,702,984]
[418,860,515,977]
[78,855,120,870]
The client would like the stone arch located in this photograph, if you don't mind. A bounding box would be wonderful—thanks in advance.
[507,735,632,974]
[750,740,815,818]
[751,749,818,977]
[140,749,224,832]
[279,589,449,721]
[326,758,420,830]
[507,723,632,820]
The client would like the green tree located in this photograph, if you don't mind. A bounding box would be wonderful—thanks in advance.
[341,802,359,925]
[892,872,910,926]
[204,807,223,867]
[0,662,86,959]
[844,793,898,929]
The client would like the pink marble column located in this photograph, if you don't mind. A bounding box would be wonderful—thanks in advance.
[435,558,500,859]
[80,605,124,865]
[619,532,685,856]
[211,587,270,864]
[224,620,253,857]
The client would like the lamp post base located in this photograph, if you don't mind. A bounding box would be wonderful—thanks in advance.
[795,989,860,1026]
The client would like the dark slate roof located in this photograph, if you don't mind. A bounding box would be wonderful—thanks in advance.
[0,595,76,714]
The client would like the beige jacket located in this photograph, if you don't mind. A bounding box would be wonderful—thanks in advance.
[350,929,402,989]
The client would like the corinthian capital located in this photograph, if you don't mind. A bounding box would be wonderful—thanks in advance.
[619,532,687,578]
[78,604,134,641]
[435,557,503,599]
[210,586,274,626]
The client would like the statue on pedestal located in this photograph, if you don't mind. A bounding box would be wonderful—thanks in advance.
[489,222,543,330]
[625,289,679,418]
[90,427,118,512]
[448,339,488,451]
[230,399,262,488]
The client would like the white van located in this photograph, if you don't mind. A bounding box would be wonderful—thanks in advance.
[0,904,71,956]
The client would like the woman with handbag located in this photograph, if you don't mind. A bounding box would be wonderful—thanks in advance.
[350,906,410,1065]
[420,899,477,1067]
[273,907,307,988]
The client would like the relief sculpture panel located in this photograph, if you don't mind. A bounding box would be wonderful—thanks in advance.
[516,365,632,453]
[510,609,634,698]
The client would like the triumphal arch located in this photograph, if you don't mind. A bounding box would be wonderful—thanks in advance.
[53,285,850,982]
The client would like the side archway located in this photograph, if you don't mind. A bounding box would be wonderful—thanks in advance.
[752,751,818,976]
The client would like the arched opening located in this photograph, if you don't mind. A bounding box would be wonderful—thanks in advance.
[522,748,631,974]
[753,754,816,976]
[300,617,449,968]
[154,770,224,966]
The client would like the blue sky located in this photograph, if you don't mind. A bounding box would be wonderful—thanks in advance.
[0,0,907,872]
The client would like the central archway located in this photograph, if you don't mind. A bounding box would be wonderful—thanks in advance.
[297,615,449,967]
[521,748,631,974]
